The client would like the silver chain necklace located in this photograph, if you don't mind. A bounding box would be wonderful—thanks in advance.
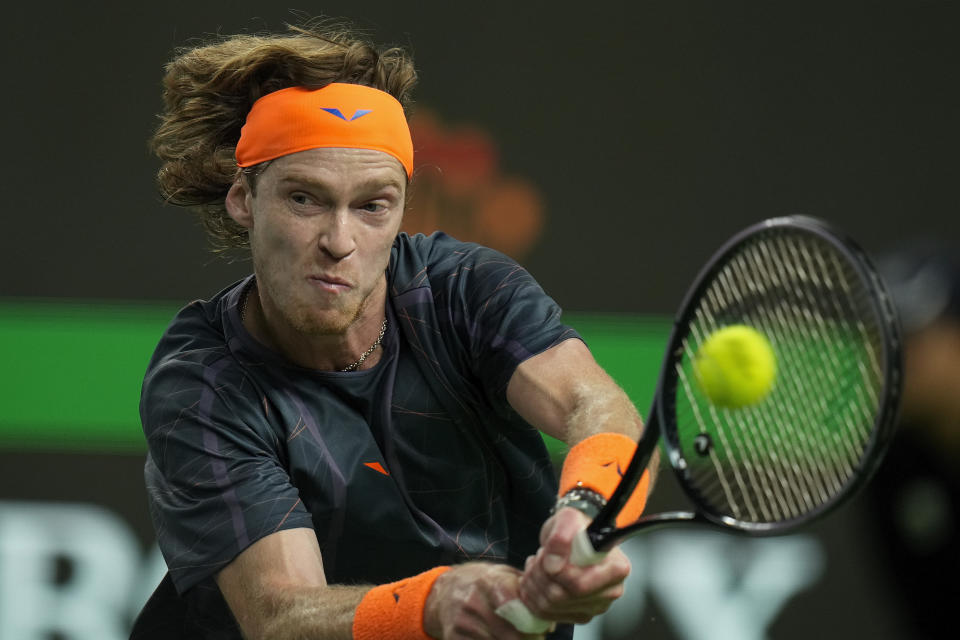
[341,317,388,372]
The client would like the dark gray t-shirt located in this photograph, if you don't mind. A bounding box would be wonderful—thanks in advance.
[136,232,578,637]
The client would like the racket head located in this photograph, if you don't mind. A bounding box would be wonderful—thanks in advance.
[655,215,903,534]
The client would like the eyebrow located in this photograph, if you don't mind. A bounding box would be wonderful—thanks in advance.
[277,174,405,194]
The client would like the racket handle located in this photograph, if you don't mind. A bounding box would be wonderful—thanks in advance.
[495,600,554,634]
[495,529,609,633]
[569,527,608,566]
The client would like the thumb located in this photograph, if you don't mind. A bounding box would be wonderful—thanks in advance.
[488,565,524,607]
[540,509,591,574]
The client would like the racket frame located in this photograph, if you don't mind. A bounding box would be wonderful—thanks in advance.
[586,215,903,551]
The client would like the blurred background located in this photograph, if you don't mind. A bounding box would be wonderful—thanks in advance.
[1,1,958,638]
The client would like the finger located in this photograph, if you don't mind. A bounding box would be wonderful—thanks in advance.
[521,551,587,601]
[518,548,559,602]
[540,510,596,577]
[479,605,550,640]
[486,565,524,606]
[519,556,628,620]
[548,580,626,611]
[518,569,568,616]
[539,508,590,549]
[538,514,558,547]
[568,561,630,596]
[457,596,542,640]
[539,580,628,622]
[520,540,627,609]
[537,546,631,596]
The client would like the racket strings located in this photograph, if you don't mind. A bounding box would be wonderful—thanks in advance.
[745,235,874,506]
[764,239,869,478]
[674,229,886,526]
[736,242,845,507]
[709,255,822,520]
[699,263,826,521]
[674,362,754,518]
[691,257,832,521]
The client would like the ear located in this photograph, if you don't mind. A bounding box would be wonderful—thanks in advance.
[225,178,254,229]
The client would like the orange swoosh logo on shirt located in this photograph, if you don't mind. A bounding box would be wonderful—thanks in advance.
[364,462,390,476]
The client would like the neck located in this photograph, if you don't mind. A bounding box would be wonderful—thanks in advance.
[241,279,388,371]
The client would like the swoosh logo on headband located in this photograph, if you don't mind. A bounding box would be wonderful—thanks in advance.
[321,107,373,121]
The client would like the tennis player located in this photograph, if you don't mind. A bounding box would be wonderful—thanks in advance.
[132,21,653,640]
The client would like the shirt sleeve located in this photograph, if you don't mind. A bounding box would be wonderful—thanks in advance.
[421,233,582,409]
[141,353,314,594]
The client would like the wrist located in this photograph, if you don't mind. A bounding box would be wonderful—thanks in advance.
[558,432,637,500]
[557,432,651,526]
[553,485,607,519]
[353,566,450,640]
[422,568,451,639]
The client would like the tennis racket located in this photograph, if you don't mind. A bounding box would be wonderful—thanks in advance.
[499,215,903,633]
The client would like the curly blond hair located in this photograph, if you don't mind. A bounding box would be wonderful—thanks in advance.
[150,20,418,253]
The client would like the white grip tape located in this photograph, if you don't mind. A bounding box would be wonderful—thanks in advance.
[494,599,554,634]
[569,528,607,566]
[495,529,607,633]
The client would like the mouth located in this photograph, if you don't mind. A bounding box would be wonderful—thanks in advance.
[308,274,352,293]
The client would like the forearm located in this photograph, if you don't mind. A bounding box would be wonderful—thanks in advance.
[233,583,368,640]
[215,528,374,640]
[506,339,658,501]
[242,563,532,640]
[507,338,643,446]
[222,555,453,640]
[562,374,643,445]
[566,372,662,482]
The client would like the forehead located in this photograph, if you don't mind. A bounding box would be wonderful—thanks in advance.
[264,147,407,190]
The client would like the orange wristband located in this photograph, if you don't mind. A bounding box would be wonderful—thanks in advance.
[352,566,451,640]
[558,432,651,527]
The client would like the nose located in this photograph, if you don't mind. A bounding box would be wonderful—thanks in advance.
[318,208,356,259]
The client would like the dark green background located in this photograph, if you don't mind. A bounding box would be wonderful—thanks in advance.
[2,2,954,638]
[2,1,957,310]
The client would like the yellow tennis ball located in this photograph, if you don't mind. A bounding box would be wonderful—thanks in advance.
[693,325,776,408]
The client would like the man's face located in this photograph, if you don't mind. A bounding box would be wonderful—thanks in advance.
[239,147,406,336]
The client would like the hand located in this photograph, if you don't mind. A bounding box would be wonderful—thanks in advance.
[423,562,550,639]
[518,508,631,624]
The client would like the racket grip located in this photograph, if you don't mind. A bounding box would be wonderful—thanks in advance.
[494,600,554,634]
[495,530,608,632]
[569,527,608,566]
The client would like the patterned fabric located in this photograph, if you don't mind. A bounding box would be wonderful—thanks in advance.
[135,232,578,638]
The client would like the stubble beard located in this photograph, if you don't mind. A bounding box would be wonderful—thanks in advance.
[254,260,368,340]
[271,275,370,337]
[291,293,367,336]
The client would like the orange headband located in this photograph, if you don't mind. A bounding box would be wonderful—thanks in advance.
[235,83,414,177]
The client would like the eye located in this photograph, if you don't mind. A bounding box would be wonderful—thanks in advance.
[288,192,325,215]
[359,201,388,214]
[291,192,312,206]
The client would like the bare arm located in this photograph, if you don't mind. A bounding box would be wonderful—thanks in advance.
[506,337,656,624]
[506,337,643,446]
[216,528,547,640]
[215,528,364,640]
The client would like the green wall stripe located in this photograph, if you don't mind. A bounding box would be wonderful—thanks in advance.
[0,302,671,453]
[0,301,180,452]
